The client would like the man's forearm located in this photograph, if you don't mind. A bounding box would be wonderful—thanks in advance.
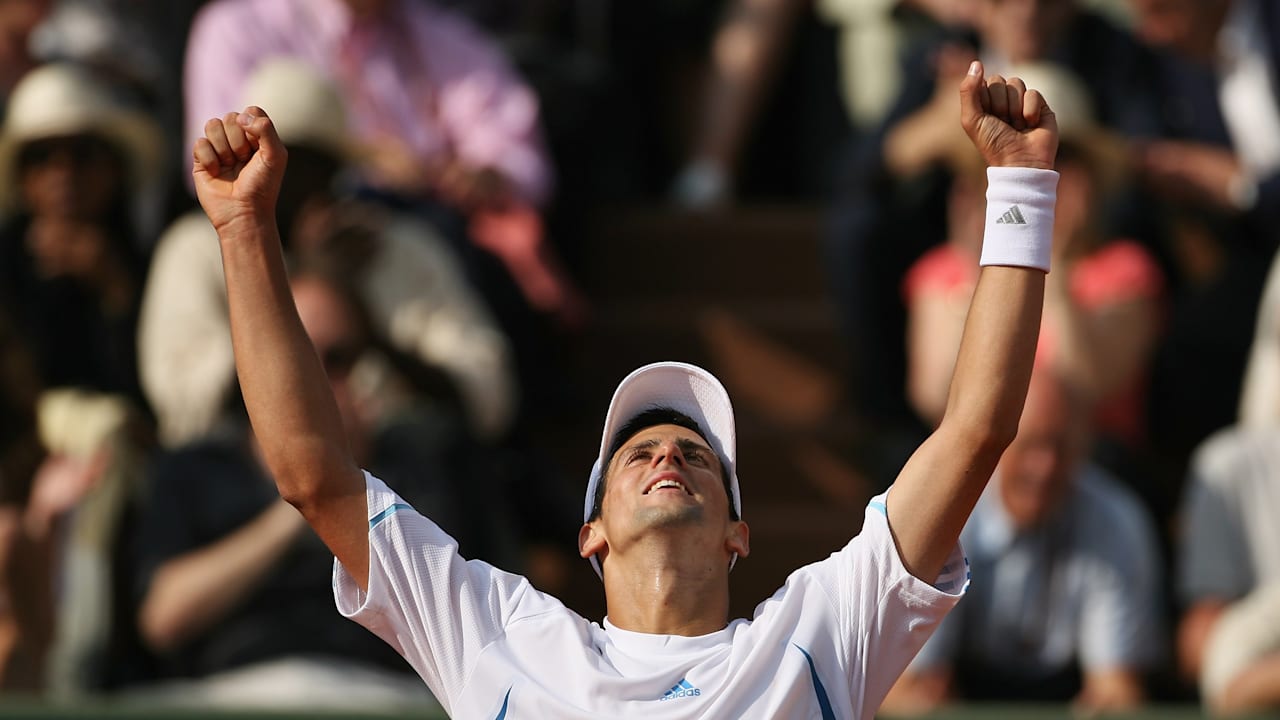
[906,266,1044,557]
[944,264,1044,444]
[219,224,361,503]
[888,164,1054,581]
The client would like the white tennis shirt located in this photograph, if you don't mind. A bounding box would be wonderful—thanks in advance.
[334,472,967,719]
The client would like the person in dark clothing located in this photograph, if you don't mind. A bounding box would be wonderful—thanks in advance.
[0,62,159,409]
[130,267,521,709]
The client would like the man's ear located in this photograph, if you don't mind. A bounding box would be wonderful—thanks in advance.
[726,520,750,559]
[578,522,606,560]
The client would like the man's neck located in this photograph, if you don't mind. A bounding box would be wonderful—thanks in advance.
[601,541,731,637]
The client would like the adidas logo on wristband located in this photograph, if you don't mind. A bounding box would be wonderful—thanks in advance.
[995,205,1027,225]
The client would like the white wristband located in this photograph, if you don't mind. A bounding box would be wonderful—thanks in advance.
[979,166,1059,272]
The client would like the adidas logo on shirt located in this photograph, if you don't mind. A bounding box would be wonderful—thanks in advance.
[996,205,1027,225]
[659,678,701,701]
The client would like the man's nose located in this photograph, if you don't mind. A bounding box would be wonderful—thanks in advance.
[651,441,685,468]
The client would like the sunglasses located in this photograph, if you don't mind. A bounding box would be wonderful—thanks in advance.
[18,135,117,169]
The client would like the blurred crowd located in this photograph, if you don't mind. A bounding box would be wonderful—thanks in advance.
[0,0,1277,716]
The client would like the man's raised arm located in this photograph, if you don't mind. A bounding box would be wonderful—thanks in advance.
[886,62,1060,581]
[192,109,371,588]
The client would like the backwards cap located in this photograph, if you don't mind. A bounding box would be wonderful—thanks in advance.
[583,361,741,576]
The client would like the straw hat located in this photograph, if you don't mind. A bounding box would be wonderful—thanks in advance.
[238,58,356,162]
[945,61,1130,191]
[0,62,161,213]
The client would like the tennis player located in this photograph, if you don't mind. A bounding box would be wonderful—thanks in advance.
[193,59,1059,718]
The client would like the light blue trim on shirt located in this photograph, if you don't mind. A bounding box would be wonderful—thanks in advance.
[493,687,512,719]
[368,503,413,529]
[793,644,836,720]
[869,500,887,516]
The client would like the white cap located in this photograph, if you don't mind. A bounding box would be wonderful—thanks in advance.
[239,58,355,162]
[583,361,741,576]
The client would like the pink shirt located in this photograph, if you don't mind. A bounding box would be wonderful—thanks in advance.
[904,240,1165,442]
[184,0,552,205]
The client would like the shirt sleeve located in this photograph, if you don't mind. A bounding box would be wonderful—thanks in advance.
[333,471,537,716]
[907,602,962,672]
[816,492,968,717]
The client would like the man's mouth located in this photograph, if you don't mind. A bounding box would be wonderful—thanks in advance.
[644,475,690,495]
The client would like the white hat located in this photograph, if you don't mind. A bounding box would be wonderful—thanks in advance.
[239,58,355,162]
[0,62,161,213]
[584,361,742,576]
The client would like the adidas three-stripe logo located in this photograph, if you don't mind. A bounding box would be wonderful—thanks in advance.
[660,678,702,701]
[996,205,1026,225]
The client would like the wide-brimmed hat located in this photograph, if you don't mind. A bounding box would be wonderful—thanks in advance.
[239,58,356,163]
[945,61,1130,192]
[584,361,742,577]
[0,62,162,213]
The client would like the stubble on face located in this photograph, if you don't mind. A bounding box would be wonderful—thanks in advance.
[633,503,704,531]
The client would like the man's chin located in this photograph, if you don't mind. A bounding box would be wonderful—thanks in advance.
[634,504,704,530]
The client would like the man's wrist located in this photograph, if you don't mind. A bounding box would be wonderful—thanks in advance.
[213,213,279,245]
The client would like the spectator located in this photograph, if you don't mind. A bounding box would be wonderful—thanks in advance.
[130,266,510,711]
[28,0,188,237]
[1127,0,1280,465]
[0,307,152,695]
[0,65,158,695]
[139,59,518,446]
[882,369,1165,715]
[0,61,158,408]
[1128,0,1280,230]
[1176,429,1280,709]
[182,0,586,329]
